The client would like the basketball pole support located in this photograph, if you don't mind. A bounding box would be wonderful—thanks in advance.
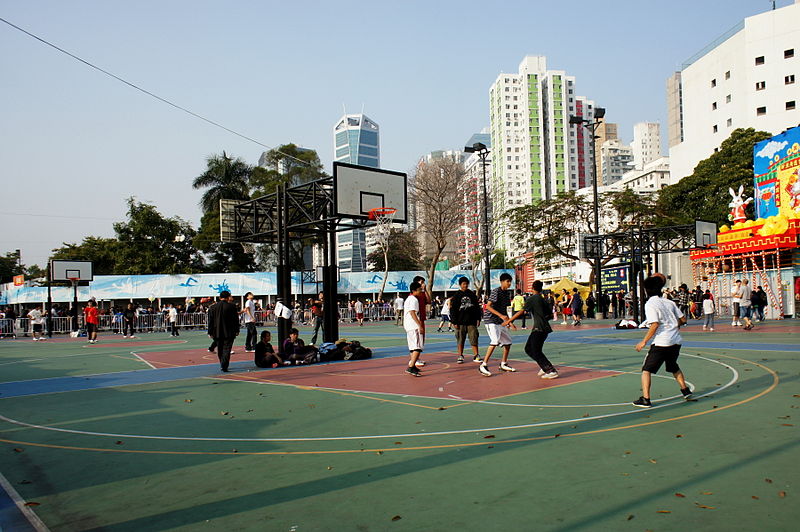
[322,219,339,344]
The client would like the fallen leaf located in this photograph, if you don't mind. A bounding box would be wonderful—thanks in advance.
[19,480,31,485]
[327,466,332,470]
[376,451,383,455]
[438,407,446,410]
[246,409,253,412]
[13,448,23,453]
[483,435,495,439]
[712,405,718,409]
[781,424,794,427]
[675,434,683,438]
[752,495,759,500]
[656,510,671,514]
[695,504,715,509]
[626,514,634,520]
[649,459,658,464]
[624,450,632,454]
[232,449,238,453]
[779,491,786,498]
[582,413,589,418]
[554,434,561,438]
[184,399,192,403]
[675,493,686,498]
[778,416,790,419]
[701,491,713,495]
[115,441,123,445]
[24,502,40,507]
[394,442,402,445]
[793,394,800,398]
[487,445,494,449]
[765,478,773,483]
[220,411,229,416]
[391,515,402,521]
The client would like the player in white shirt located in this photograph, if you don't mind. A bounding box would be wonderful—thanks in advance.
[27,306,46,341]
[632,275,693,408]
[394,294,404,326]
[403,282,425,377]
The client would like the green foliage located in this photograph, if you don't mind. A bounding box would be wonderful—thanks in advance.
[50,237,121,275]
[250,144,326,198]
[193,209,257,272]
[366,229,422,271]
[0,251,22,283]
[192,151,252,214]
[489,249,508,269]
[657,128,773,225]
[112,198,204,275]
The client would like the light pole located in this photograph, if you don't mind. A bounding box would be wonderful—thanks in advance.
[464,142,491,297]
[569,107,606,317]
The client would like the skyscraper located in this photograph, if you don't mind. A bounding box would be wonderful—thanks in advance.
[488,55,596,254]
[332,113,380,272]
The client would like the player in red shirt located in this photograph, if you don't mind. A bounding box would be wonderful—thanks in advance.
[83,300,100,344]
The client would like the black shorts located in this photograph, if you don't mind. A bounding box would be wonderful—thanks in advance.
[86,323,98,334]
[32,324,43,333]
[642,344,681,374]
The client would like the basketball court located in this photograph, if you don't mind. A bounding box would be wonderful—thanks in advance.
[1,319,797,531]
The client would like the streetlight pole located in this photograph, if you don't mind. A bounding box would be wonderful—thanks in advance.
[464,142,491,296]
[569,108,605,317]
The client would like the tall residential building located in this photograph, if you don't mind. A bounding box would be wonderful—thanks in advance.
[332,113,380,272]
[600,139,634,185]
[488,55,596,254]
[631,122,662,169]
[593,120,618,182]
[667,1,800,183]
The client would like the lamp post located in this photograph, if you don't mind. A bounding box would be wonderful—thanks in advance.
[569,107,606,317]
[463,142,491,297]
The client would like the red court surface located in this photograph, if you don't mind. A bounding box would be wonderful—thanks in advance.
[136,348,221,368]
[219,352,621,402]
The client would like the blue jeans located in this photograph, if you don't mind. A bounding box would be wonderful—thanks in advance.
[703,313,714,328]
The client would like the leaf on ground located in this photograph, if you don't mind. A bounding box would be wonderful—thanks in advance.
[781,423,794,427]
[394,441,403,445]
[19,480,31,485]
[675,434,683,438]
[184,399,192,403]
[656,510,671,513]
[438,407,446,410]
[712,405,718,409]
[624,450,632,454]
[554,434,561,438]
[752,495,759,500]
[777,416,790,419]
[779,491,786,498]
[232,449,238,453]
[487,445,494,449]
[246,409,253,413]
[582,413,589,418]
[649,459,658,464]
[793,394,800,398]
[765,478,773,483]
[115,441,123,445]
[675,493,686,498]
[695,504,715,509]
[391,515,402,521]
[220,411,229,416]
[626,514,634,520]
[13,448,23,453]
[701,491,713,495]
[376,451,383,455]
[24,502,40,507]
[483,434,495,439]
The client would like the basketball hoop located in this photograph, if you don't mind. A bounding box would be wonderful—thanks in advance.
[241,243,256,255]
[67,277,80,286]
[367,207,397,245]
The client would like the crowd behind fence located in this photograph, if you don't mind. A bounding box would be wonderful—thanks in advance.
[0,306,401,338]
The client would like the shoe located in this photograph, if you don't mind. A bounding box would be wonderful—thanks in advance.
[246,349,256,353]
[479,364,492,377]
[731,321,737,326]
[561,321,568,325]
[537,369,546,376]
[415,360,426,367]
[436,328,441,332]
[208,349,215,353]
[221,368,229,372]
[32,338,38,341]
[499,362,517,372]
[541,371,559,379]
[473,355,483,363]
[681,387,693,399]
[406,366,422,377]
[702,326,707,331]
[632,396,652,408]
[457,355,464,364]
[709,328,714,331]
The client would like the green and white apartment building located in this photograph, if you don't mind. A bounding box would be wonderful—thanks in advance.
[489,56,597,264]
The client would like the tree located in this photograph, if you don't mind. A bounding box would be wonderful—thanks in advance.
[657,128,773,225]
[506,189,662,285]
[50,237,121,275]
[0,251,22,284]
[113,198,204,275]
[193,209,257,272]
[366,229,423,272]
[250,144,326,197]
[192,151,252,214]
[409,158,465,299]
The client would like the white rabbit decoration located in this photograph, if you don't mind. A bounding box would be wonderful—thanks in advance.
[728,185,752,223]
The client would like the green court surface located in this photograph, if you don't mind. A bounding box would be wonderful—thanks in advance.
[1,320,797,531]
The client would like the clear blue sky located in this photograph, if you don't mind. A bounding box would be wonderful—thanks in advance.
[1,0,793,268]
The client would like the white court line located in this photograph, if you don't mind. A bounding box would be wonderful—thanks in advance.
[131,352,157,369]
[0,471,50,531]
[0,355,739,442]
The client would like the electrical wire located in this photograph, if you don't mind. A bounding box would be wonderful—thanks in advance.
[0,16,313,168]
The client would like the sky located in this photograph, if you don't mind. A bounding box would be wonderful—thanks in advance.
[1,0,794,268]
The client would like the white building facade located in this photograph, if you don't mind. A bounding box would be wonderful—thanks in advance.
[668,1,800,183]
[631,122,663,169]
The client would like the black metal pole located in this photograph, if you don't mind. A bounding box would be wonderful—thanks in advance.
[46,262,53,338]
[71,281,79,331]
[322,219,338,343]
[276,183,292,349]
[480,151,491,297]
[590,120,604,318]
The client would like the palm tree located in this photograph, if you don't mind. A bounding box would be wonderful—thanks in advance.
[192,151,252,213]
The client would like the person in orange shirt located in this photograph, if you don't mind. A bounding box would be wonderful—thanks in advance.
[83,300,100,344]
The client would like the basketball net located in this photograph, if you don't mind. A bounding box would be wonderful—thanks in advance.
[367,207,397,250]
[241,243,256,255]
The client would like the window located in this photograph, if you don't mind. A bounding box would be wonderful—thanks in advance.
[713,125,718,133]
[727,118,732,127]
[726,94,731,103]
[756,81,766,90]
[787,75,796,85]
[757,106,767,116]
[786,49,795,59]
[712,102,717,110]
[711,78,717,88]
[755,56,765,65]
[788,101,797,111]
[725,71,730,80]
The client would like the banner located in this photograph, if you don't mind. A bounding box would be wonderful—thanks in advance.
[753,125,800,220]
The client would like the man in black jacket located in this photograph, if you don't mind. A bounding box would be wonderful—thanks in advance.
[449,277,481,364]
[207,290,240,372]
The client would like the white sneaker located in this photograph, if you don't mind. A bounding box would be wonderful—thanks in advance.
[538,369,545,376]
[541,371,559,379]
[709,327,714,331]
[731,321,737,326]
[499,362,517,372]
[479,364,492,377]
[560,321,568,325]
[702,326,707,331]
[415,360,426,367]
[32,338,38,341]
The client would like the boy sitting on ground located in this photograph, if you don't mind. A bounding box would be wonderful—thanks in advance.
[254,330,283,368]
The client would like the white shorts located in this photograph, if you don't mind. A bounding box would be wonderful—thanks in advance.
[485,323,512,346]
[406,329,424,352]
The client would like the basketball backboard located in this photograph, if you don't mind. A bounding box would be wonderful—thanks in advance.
[50,260,93,282]
[695,220,718,248]
[219,199,244,243]
[333,162,407,224]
